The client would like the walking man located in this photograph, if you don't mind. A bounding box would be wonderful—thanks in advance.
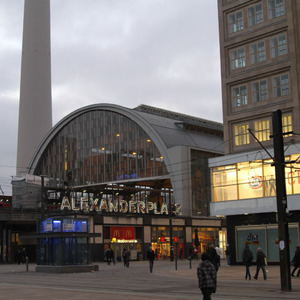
[147,246,155,273]
[197,253,217,300]
[253,247,267,280]
[242,245,253,280]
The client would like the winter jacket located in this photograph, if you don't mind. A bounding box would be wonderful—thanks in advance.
[197,260,217,291]
[242,247,253,266]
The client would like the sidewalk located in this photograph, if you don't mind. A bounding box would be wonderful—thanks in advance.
[0,260,299,299]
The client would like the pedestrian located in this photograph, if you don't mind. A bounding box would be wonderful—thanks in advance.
[225,244,231,266]
[122,248,131,267]
[253,247,267,280]
[21,248,27,264]
[105,248,112,265]
[207,246,220,272]
[242,245,253,280]
[197,253,217,300]
[147,246,155,273]
[291,245,300,277]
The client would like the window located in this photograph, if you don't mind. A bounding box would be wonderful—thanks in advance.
[282,115,292,135]
[254,120,270,142]
[231,47,245,70]
[233,85,247,107]
[229,11,243,33]
[250,41,266,64]
[268,0,284,19]
[234,124,250,146]
[273,74,289,97]
[271,34,287,58]
[252,80,267,102]
[248,4,263,26]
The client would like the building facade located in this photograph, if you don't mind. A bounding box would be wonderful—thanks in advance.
[210,0,300,263]
[9,104,225,263]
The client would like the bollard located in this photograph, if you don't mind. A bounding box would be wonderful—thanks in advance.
[26,256,29,272]
[189,258,192,269]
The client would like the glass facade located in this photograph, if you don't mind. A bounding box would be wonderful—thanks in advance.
[212,154,300,202]
[191,150,218,216]
[37,218,89,265]
[35,110,167,187]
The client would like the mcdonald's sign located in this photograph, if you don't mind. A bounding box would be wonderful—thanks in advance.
[110,227,135,241]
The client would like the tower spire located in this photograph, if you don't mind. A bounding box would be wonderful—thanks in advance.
[16,0,52,174]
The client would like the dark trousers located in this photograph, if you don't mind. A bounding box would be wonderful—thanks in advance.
[245,264,251,279]
[201,288,212,300]
[254,264,267,279]
[149,260,154,273]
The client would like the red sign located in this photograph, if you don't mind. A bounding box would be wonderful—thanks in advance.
[111,227,135,240]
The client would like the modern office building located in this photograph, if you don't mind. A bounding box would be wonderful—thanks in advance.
[210,0,300,263]
[11,104,225,263]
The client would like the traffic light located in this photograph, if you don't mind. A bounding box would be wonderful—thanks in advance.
[173,236,178,242]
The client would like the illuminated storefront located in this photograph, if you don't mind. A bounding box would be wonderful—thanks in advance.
[209,146,300,264]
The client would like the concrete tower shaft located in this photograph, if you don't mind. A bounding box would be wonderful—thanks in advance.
[17,0,52,174]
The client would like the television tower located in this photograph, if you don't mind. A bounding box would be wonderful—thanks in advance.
[16,0,52,174]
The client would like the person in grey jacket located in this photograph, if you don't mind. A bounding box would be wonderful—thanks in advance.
[197,253,217,300]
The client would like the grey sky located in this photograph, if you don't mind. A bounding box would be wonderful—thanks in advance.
[0,0,222,195]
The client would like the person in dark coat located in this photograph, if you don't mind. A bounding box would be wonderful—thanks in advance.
[147,246,155,273]
[242,245,253,280]
[197,253,217,300]
[253,247,267,280]
[122,248,131,267]
[291,245,300,277]
[207,246,220,272]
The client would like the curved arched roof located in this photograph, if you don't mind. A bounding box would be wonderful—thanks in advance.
[28,103,224,174]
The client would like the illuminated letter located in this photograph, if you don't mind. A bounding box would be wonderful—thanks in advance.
[174,203,182,216]
[146,201,154,213]
[109,199,118,213]
[160,203,168,215]
[129,200,137,213]
[120,200,128,213]
[71,197,80,211]
[60,196,71,210]
[80,197,89,212]
[100,199,109,211]
[137,201,145,214]
[154,203,161,215]
[90,198,99,212]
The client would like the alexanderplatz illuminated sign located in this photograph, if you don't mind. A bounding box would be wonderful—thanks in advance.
[60,197,182,216]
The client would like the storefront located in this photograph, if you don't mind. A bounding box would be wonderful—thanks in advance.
[236,224,299,263]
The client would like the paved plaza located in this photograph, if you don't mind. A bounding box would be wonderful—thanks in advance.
[0,259,300,299]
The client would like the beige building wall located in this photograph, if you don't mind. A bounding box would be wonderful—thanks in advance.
[218,0,300,155]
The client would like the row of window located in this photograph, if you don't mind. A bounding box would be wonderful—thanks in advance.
[232,73,289,108]
[231,33,287,70]
[229,0,285,34]
[234,115,292,146]
[212,153,300,203]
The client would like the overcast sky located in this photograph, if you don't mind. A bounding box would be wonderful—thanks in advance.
[0,0,222,195]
